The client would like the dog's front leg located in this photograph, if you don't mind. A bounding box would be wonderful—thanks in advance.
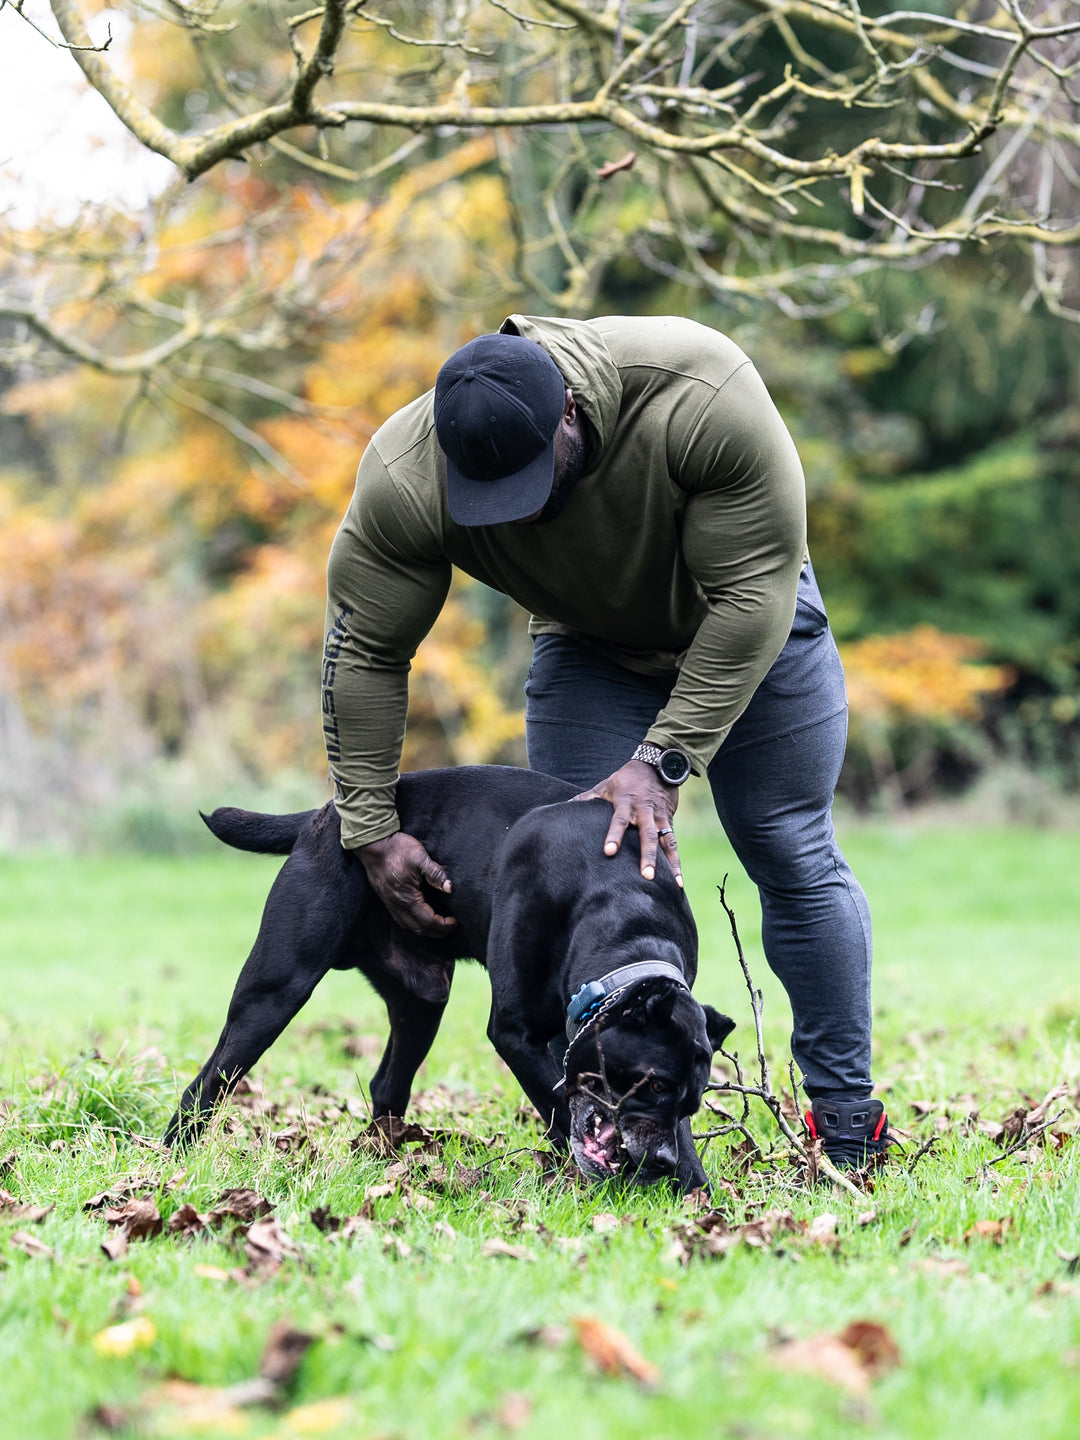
[673,1116,708,1192]
[486,1012,571,1146]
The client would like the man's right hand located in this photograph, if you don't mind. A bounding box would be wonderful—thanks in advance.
[356,832,458,937]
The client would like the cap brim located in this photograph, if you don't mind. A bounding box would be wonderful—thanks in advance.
[445,438,556,527]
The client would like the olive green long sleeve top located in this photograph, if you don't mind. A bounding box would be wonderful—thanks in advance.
[324,315,807,848]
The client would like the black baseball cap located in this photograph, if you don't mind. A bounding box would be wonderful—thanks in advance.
[434,333,566,526]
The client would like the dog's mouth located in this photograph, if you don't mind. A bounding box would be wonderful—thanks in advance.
[579,1109,621,1174]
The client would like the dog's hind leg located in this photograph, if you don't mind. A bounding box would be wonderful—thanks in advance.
[164,844,363,1146]
[366,979,448,1119]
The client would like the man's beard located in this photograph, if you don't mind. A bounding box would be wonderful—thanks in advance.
[532,426,587,525]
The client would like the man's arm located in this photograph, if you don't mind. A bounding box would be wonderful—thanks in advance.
[578,362,806,880]
[646,359,807,769]
[324,448,458,934]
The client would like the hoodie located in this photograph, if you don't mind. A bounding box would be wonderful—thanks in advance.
[324,315,807,848]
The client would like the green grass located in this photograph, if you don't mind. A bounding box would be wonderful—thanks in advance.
[1,823,1080,1439]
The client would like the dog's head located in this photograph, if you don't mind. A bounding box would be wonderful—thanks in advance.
[563,979,734,1185]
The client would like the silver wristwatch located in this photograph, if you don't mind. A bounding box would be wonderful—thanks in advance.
[631,742,693,786]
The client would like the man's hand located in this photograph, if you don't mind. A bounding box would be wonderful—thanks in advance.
[571,759,682,888]
[356,832,458,937]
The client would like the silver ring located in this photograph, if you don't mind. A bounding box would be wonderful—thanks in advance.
[657,827,674,838]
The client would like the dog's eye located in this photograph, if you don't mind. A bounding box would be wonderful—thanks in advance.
[651,1079,667,1094]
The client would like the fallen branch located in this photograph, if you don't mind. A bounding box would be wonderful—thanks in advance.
[702,877,867,1200]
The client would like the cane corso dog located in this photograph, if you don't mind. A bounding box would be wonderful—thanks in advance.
[165,766,734,1189]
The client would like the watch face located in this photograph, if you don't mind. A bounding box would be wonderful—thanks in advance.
[658,749,691,785]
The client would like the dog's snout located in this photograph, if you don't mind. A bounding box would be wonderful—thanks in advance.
[651,1139,679,1172]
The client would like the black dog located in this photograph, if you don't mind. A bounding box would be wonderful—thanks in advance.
[165,766,734,1189]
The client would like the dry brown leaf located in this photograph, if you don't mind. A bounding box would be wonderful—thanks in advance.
[808,1212,840,1247]
[242,1216,299,1275]
[495,1392,532,1430]
[965,1218,1015,1246]
[0,1190,54,1223]
[481,1238,534,1262]
[193,1264,231,1282]
[168,1203,210,1239]
[210,1188,275,1225]
[85,1403,129,1433]
[10,1229,54,1260]
[103,1197,162,1241]
[591,1213,623,1234]
[773,1318,900,1394]
[572,1315,660,1387]
[838,1320,902,1377]
[259,1319,315,1385]
[144,1376,276,1425]
[364,1183,398,1203]
[914,1256,969,1277]
[517,1324,569,1349]
[100,1196,162,1262]
[773,1333,872,1395]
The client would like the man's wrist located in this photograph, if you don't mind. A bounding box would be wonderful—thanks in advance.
[631,742,693,787]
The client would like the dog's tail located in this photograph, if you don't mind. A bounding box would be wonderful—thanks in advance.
[201,806,316,855]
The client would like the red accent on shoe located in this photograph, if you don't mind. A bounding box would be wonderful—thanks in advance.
[872,1111,887,1142]
[804,1109,818,1140]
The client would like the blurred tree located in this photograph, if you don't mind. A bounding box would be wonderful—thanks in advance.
[3,0,1080,837]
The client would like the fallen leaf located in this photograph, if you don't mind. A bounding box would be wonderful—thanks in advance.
[210,1188,275,1225]
[283,1397,354,1433]
[144,1376,273,1430]
[93,1316,157,1358]
[591,1213,622,1234]
[168,1203,210,1239]
[364,1183,398,1203]
[494,1391,532,1430]
[740,1210,805,1250]
[10,1229,54,1260]
[838,1320,902,1377]
[85,1403,130,1433]
[808,1212,840,1247]
[898,1221,919,1247]
[0,1190,54,1223]
[571,1315,660,1386]
[964,1218,1015,1246]
[516,1324,570,1349]
[99,1196,162,1262]
[481,1238,534,1261]
[259,1319,315,1386]
[242,1216,299,1275]
[914,1256,969,1277]
[104,1198,162,1238]
[856,1210,878,1227]
[193,1264,231,1282]
[773,1332,872,1395]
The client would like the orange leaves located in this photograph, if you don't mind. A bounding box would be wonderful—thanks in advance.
[773,1319,901,1396]
[841,624,1013,725]
[571,1316,661,1387]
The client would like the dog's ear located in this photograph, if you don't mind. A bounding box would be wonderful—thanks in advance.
[702,1005,735,1051]
[643,984,679,1027]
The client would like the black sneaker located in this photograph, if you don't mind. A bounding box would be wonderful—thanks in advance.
[805,1096,889,1170]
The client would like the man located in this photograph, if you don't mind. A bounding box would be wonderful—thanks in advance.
[322,314,887,1169]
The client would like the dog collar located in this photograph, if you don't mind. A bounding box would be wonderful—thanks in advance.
[563,960,690,1044]
[547,960,690,1084]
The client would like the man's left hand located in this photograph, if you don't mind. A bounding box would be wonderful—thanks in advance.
[571,759,683,888]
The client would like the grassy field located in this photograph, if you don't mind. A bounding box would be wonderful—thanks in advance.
[1,821,1079,1439]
